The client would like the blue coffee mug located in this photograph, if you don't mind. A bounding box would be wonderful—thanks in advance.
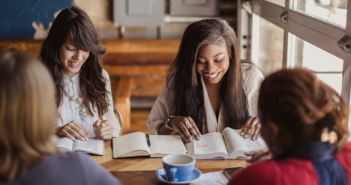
[162,155,195,182]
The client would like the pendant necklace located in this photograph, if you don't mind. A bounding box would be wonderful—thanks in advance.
[64,80,88,120]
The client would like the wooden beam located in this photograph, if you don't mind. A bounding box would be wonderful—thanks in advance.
[0,39,181,55]
[101,39,180,53]
[103,65,170,77]
[101,53,176,65]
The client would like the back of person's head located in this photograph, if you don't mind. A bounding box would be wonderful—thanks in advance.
[258,69,349,155]
[0,52,58,182]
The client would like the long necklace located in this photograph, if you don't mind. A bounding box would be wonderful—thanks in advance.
[64,84,88,120]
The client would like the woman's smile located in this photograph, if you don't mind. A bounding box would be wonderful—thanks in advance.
[68,60,82,68]
[203,71,222,81]
[196,43,229,85]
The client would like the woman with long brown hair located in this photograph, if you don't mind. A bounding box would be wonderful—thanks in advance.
[39,6,120,141]
[231,69,351,185]
[0,52,121,184]
[147,19,264,142]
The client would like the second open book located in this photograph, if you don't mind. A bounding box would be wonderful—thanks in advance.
[112,127,267,159]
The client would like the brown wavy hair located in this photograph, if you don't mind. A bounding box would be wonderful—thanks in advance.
[39,6,108,119]
[258,69,349,153]
[167,19,250,133]
[0,52,58,182]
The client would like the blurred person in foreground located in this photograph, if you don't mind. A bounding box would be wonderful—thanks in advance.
[0,52,121,185]
[231,69,351,185]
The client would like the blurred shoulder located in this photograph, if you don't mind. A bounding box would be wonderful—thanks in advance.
[240,61,264,79]
[233,160,277,185]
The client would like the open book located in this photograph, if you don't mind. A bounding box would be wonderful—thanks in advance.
[112,132,186,158]
[55,137,105,156]
[186,127,268,159]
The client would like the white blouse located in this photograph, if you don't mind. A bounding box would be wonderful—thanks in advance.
[146,63,264,135]
[56,70,120,137]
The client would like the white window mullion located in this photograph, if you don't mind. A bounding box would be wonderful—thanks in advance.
[346,0,351,35]
[342,60,351,140]
[342,60,351,104]
[282,0,290,68]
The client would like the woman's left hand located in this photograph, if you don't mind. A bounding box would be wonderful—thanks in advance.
[93,120,114,140]
[240,116,261,140]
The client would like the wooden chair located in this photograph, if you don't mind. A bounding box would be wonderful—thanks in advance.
[114,107,123,136]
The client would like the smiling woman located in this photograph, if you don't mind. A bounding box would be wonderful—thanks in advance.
[39,6,121,141]
[59,35,90,77]
[147,19,264,143]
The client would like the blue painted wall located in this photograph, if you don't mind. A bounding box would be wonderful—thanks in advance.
[0,0,73,38]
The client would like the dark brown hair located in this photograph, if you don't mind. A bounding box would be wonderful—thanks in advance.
[258,69,349,152]
[167,19,250,133]
[39,6,108,119]
[0,52,58,182]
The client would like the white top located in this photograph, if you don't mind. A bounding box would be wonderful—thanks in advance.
[56,70,120,137]
[146,63,264,135]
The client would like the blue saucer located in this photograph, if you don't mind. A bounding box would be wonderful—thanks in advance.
[155,168,202,184]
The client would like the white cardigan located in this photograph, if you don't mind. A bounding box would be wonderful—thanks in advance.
[56,70,120,137]
[147,63,264,135]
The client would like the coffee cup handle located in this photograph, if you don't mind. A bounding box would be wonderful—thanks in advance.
[169,168,178,182]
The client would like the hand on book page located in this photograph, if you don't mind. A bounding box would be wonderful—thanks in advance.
[240,116,261,140]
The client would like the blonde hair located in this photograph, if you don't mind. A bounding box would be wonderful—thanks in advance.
[0,52,58,182]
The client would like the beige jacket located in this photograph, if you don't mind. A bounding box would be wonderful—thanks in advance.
[146,63,264,135]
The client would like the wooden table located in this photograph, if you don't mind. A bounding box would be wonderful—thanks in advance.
[91,141,246,184]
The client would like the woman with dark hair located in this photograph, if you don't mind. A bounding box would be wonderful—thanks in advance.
[231,69,351,185]
[39,6,120,140]
[147,19,264,142]
[0,52,121,185]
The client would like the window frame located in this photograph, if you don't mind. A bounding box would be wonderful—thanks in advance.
[243,0,351,132]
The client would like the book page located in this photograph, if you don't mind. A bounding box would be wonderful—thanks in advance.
[73,138,104,155]
[223,127,268,158]
[113,132,150,158]
[149,135,186,156]
[56,137,74,151]
[190,171,229,185]
[192,132,228,155]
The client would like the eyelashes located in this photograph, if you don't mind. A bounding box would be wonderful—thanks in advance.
[197,57,224,64]
[66,47,75,51]
[216,58,224,63]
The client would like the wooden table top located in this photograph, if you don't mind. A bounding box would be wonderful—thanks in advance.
[91,140,246,184]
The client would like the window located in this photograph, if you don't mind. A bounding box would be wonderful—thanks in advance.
[238,0,351,134]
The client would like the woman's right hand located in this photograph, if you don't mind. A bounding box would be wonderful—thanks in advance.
[170,116,202,143]
[55,120,88,141]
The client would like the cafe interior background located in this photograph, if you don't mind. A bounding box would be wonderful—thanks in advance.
[1,0,351,137]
